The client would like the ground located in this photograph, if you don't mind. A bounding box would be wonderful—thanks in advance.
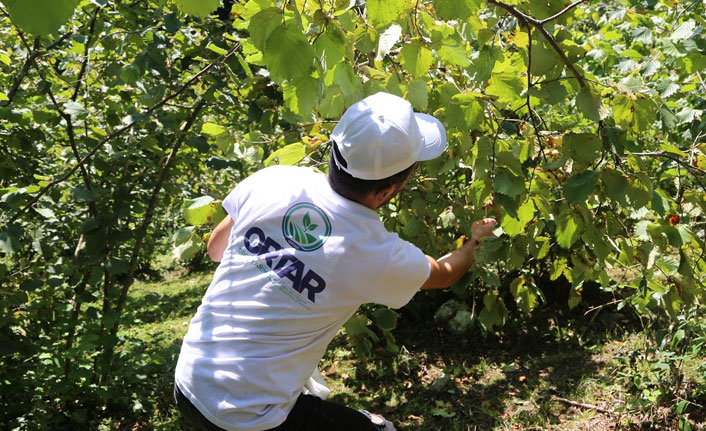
[110,269,705,431]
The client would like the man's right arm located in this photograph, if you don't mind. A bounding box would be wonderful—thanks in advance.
[420,218,496,290]
[207,215,234,262]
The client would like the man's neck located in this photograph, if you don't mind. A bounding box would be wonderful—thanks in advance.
[326,174,379,210]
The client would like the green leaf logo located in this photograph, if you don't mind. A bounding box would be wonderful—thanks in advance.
[282,203,331,251]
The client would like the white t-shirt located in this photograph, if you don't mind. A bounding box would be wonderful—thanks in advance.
[174,165,430,431]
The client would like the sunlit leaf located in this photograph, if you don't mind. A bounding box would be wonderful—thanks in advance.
[173,0,221,17]
[3,0,80,35]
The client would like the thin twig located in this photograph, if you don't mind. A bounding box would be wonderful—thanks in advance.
[696,71,706,93]
[632,152,706,177]
[538,0,588,24]
[4,43,240,227]
[551,394,614,414]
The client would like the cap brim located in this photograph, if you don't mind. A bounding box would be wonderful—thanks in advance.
[414,113,447,161]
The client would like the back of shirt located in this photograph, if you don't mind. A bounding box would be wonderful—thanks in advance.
[175,165,429,431]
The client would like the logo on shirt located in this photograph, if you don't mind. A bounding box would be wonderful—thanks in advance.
[282,203,331,252]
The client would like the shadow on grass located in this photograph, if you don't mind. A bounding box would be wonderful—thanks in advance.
[122,283,206,326]
[325,296,637,431]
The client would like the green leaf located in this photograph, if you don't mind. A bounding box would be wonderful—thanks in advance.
[173,234,202,260]
[264,143,307,166]
[478,290,508,331]
[563,170,599,204]
[486,72,524,105]
[283,74,319,119]
[172,226,197,246]
[248,7,282,51]
[576,86,604,122]
[318,86,345,119]
[263,22,314,83]
[344,315,369,336]
[434,0,480,20]
[563,133,602,164]
[530,38,562,77]
[468,45,502,85]
[3,0,80,35]
[568,285,582,309]
[613,95,657,132]
[494,168,525,197]
[314,26,346,70]
[438,208,456,229]
[474,236,504,265]
[183,196,226,226]
[479,269,502,287]
[437,37,471,68]
[105,258,129,275]
[407,79,428,111]
[656,256,679,275]
[333,62,361,101]
[366,0,409,29]
[201,122,227,136]
[453,94,485,130]
[71,187,95,203]
[64,101,88,120]
[0,225,21,254]
[373,308,399,331]
[510,276,540,314]
[556,208,582,249]
[501,198,535,237]
[376,24,402,61]
[403,217,424,238]
[660,105,678,130]
[496,193,519,219]
[400,40,434,78]
[120,64,141,84]
[670,20,696,41]
[173,0,222,18]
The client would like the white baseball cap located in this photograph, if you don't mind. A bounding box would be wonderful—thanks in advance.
[330,92,447,180]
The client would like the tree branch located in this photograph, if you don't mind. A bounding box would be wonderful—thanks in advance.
[5,36,40,104]
[47,88,99,217]
[487,0,587,88]
[4,42,240,227]
[101,97,208,383]
[71,6,102,101]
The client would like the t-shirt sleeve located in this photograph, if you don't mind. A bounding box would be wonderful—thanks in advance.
[221,185,241,219]
[370,238,431,309]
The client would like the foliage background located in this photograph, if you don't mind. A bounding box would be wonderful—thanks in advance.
[0,0,705,429]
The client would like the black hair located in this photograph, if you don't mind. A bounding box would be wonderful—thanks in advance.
[326,141,417,203]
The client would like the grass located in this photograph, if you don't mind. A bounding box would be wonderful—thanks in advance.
[109,269,706,430]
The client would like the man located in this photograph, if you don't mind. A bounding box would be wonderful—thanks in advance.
[174,92,497,430]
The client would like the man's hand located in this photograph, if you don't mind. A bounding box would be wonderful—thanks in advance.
[470,218,497,245]
[421,217,497,290]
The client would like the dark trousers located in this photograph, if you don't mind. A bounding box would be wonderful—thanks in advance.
[174,382,378,431]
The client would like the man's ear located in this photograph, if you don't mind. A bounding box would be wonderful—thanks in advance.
[374,184,397,205]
